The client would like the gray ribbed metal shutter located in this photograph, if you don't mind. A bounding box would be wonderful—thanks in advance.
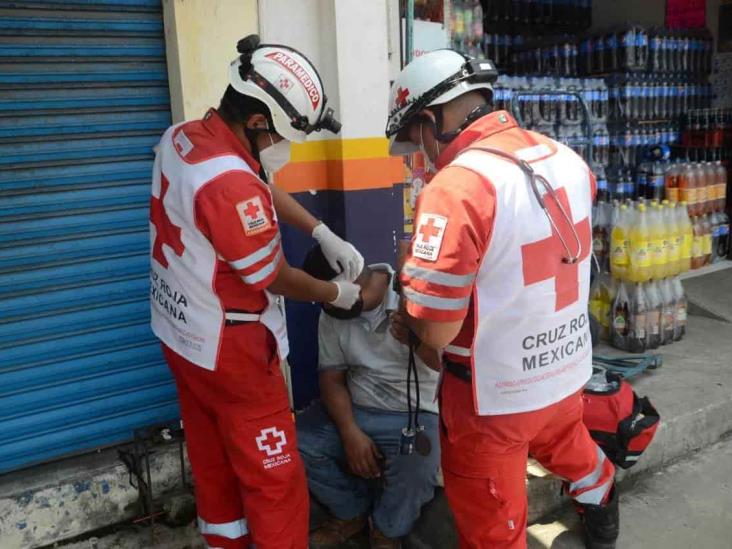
[0,0,178,474]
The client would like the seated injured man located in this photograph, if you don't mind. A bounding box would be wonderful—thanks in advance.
[297,245,441,549]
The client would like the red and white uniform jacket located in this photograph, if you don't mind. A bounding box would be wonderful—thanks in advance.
[402,111,597,415]
[149,109,286,370]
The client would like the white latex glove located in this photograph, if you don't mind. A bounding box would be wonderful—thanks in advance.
[312,223,365,282]
[330,280,361,309]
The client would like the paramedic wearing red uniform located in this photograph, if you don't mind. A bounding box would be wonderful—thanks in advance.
[385,51,619,549]
[149,36,363,549]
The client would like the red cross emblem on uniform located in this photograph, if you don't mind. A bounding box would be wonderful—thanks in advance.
[521,187,591,312]
[150,175,185,268]
[396,87,410,108]
[419,217,442,242]
[256,427,287,457]
[243,201,260,219]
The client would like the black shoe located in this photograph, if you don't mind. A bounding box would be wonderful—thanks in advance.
[579,485,619,549]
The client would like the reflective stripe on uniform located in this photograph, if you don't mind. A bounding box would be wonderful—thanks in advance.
[240,249,283,285]
[403,287,470,311]
[224,312,261,322]
[198,517,249,539]
[572,478,613,505]
[445,344,472,357]
[230,233,281,271]
[403,263,476,288]
[569,446,606,493]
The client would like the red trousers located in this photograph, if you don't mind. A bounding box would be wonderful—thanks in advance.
[163,322,309,549]
[440,373,615,549]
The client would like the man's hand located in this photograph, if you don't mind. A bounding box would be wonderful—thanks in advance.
[312,223,365,281]
[341,425,382,479]
[389,312,410,346]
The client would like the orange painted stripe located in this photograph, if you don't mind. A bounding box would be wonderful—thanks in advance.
[274,156,405,193]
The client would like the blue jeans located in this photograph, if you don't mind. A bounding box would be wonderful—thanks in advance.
[296,401,440,538]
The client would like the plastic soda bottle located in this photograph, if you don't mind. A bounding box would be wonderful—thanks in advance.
[710,211,721,264]
[715,160,727,212]
[664,162,680,203]
[611,204,630,280]
[649,203,667,279]
[589,273,612,342]
[659,278,676,345]
[629,202,651,282]
[679,163,697,217]
[677,202,693,272]
[645,280,662,350]
[672,277,687,341]
[697,162,709,215]
[691,216,704,270]
[665,202,681,276]
[628,282,648,353]
[662,200,678,277]
[701,214,713,266]
[717,211,730,260]
[611,280,631,351]
[592,201,610,272]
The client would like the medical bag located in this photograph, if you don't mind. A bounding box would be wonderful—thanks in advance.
[582,370,660,469]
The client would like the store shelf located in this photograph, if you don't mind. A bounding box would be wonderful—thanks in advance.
[679,260,732,281]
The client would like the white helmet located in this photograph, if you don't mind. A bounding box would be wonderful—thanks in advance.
[386,49,498,156]
[229,35,341,143]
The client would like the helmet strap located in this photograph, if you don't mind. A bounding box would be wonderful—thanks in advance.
[432,103,493,144]
[243,126,272,165]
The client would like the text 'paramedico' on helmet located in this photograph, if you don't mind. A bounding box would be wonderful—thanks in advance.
[385,49,498,156]
[229,34,341,143]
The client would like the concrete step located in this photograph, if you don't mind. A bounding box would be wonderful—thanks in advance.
[4,276,732,549]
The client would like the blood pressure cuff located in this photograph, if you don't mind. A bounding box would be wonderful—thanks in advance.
[582,371,660,469]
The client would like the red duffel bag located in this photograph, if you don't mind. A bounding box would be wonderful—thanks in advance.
[582,371,660,469]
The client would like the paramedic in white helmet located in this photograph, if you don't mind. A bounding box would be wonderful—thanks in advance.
[148,35,363,549]
[386,49,619,549]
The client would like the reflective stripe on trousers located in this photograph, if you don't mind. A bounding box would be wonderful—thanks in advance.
[198,517,249,539]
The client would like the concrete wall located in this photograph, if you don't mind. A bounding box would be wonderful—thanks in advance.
[163,0,259,123]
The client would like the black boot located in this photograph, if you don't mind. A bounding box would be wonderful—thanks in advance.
[579,484,619,549]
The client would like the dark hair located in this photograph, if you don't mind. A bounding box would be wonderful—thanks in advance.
[218,85,273,126]
[302,245,338,281]
[302,244,371,284]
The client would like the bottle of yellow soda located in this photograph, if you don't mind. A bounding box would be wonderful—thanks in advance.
[611,204,630,280]
[649,203,667,280]
[662,200,678,278]
[629,203,651,282]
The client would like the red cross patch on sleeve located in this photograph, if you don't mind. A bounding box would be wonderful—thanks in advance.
[413,213,448,262]
[236,196,271,236]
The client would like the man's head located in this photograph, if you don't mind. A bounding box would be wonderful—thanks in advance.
[385,50,499,165]
[303,245,390,320]
[219,35,342,174]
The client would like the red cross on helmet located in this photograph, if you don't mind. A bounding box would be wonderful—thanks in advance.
[386,49,498,156]
[229,35,341,143]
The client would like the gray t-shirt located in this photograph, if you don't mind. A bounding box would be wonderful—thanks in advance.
[317,267,439,414]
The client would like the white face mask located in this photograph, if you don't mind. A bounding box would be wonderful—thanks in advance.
[259,133,291,175]
[419,122,438,173]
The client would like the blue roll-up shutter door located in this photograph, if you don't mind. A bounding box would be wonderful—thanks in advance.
[0,0,178,474]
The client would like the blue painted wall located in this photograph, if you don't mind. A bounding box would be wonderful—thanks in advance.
[281,185,405,408]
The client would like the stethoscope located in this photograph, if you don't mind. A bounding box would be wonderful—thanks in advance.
[456,145,584,264]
